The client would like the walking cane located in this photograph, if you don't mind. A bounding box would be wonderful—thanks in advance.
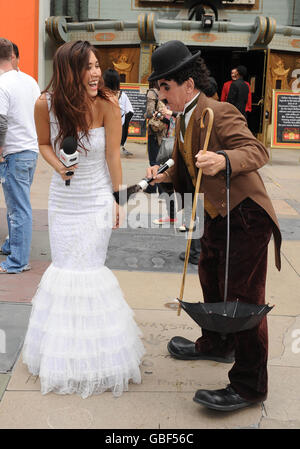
[177,107,214,316]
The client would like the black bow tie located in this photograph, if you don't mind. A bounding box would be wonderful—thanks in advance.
[180,95,199,139]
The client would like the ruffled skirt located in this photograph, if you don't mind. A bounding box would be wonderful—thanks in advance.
[22,264,145,398]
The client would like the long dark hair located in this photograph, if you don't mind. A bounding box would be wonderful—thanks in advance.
[43,40,108,150]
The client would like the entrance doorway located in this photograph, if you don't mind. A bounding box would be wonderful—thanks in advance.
[189,47,267,137]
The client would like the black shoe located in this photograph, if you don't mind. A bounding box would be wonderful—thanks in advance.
[167,336,234,363]
[193,385,260,412]
[0,250,10,255]
[179,251,200,265]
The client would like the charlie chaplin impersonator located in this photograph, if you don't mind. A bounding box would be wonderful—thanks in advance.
[147,40,282,412]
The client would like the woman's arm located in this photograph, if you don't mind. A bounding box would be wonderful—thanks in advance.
[34,95,77,182]
[102,97,123,229]
[103,97,122,192]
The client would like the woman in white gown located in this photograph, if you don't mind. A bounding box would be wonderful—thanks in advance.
[23,41,145,398]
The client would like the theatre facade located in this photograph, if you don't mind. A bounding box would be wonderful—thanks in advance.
[3,0,299,145]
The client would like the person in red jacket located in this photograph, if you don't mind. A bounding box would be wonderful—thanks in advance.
[221,66,252,114]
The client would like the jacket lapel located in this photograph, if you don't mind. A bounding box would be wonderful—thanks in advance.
[192,92,209,158]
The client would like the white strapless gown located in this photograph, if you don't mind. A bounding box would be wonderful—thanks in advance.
[23,122,145,398]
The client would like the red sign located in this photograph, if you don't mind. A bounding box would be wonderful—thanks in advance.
[95,33,115,41]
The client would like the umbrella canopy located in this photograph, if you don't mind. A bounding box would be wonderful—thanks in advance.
[178,299,274,335]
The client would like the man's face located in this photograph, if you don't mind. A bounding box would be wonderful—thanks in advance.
[11,52,19,70]
[157,79,188,113]
[231,69,239,80]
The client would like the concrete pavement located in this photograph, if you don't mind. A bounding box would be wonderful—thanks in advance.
[0,142,299,429]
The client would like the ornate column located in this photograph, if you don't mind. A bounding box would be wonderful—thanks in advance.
[138,13,157,83]
[139,43,154,84]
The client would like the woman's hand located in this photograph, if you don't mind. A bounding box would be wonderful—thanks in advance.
[113,202,124,229]
[195,150,225,176]
[56,162,78,182]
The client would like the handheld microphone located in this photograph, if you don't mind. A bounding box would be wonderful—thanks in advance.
[113,159,174,205]
[138,159,174,191]
[59,137,78,186]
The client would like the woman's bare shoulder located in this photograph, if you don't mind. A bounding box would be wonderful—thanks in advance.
[97,95,120,118]
[35,93,49,115]
[36,92,49,106]
[97,95,118,109]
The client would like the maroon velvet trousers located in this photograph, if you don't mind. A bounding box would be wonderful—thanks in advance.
[196,198,273,401]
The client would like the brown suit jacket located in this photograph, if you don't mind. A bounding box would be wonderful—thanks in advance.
[168,92,282,270]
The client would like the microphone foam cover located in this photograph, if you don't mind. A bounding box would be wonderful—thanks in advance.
[62,136,77,154]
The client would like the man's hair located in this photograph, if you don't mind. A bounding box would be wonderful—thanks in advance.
[0,37,13,61]
[164,56,211,93]
[202,76,218,97]
[102,68,120,92]
[11,42,19,59]
[236,65,247,80]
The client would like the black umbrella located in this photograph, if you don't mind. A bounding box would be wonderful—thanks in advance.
[176,107,274,334]
[178,300,274,335]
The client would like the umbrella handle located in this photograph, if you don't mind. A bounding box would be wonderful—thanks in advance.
[216,150,231,311]
[177,107,214,316]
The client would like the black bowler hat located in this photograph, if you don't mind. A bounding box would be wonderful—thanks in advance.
[148,40,201,81]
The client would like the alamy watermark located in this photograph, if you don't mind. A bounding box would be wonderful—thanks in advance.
[105,191,204,239]
[291,329,300,354]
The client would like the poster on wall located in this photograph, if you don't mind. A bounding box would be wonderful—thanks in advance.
[120,83,148,142]
[271,90,300,149]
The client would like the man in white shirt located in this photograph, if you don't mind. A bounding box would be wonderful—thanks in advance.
[0,38,40,273]
[11,42,20,71]
[118,90,134,156]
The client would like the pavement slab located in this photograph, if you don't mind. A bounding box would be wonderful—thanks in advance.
[0,374,10,401]
[114,271,201,310]
[280,240,300,276]
[264,366,300,423]
[260,418,300,429]
[269,316,300,368]
[268,315,296,362]
[265,246,300,316]
[0,390,263,429]
[0,261,50,303]
[286,199,300,216]
[272,199,299,216]
[0,302,32,373]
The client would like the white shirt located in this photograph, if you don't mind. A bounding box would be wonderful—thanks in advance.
[118,91,134,125]
[180,93,200,142]
[0,70,40,156]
